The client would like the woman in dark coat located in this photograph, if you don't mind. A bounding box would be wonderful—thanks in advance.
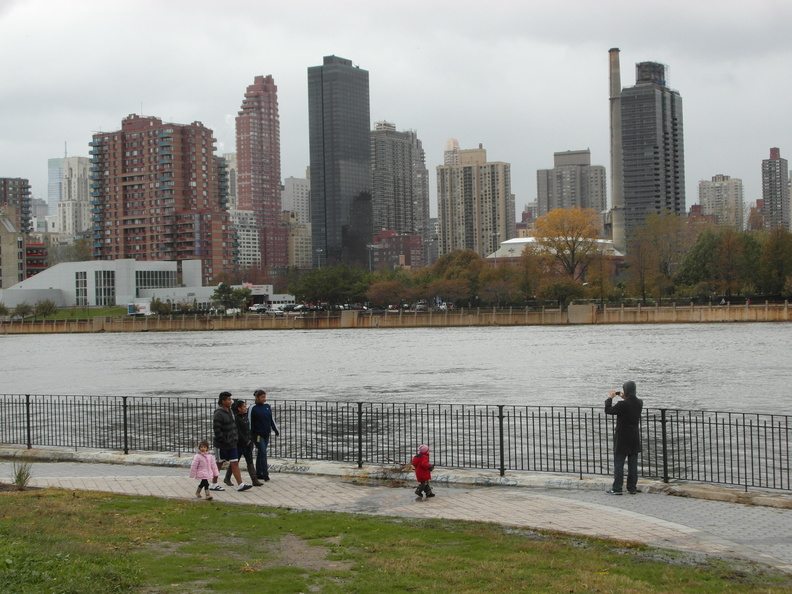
[604,380,643,495]
[224,400,263,487]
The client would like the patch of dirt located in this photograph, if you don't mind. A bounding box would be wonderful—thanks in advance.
[0,482,40,492]
[245,534,353,572]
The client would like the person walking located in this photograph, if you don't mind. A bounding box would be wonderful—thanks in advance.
[249,389,279,481]
[412,444,435,498]
[189,440,219,500]
[605,380,643,495]
[224,399,263,487]
[213,391,252,492]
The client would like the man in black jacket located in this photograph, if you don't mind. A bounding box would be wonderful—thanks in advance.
[213,391,252,492]
[604,380,643,495]
[249,389,280,481]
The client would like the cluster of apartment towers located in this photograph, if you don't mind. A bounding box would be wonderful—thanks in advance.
[0,49,789,290]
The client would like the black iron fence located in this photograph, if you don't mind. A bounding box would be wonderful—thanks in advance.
[1,394,790,491]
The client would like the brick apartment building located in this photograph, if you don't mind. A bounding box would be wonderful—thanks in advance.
[89,115,233,285]
[236,75,287,269]
[0,177,32,234]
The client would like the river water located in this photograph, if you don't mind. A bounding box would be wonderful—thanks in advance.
[1,323,790,415]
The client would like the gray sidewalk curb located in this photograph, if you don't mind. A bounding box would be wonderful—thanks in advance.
[3,446,791,509]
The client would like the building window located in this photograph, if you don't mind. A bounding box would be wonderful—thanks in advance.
[75,271,88,306]
[94,270,115,306]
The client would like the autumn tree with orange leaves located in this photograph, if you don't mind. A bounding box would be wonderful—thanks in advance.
[533,208,600,280]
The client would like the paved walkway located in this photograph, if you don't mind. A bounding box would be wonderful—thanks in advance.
[2,457,792,574]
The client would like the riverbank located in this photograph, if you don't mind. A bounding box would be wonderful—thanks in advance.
[1,302,790,333]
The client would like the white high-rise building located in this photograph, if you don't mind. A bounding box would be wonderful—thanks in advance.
[698,174,744,230]
[282,176,310,224]
[443,138,460,166]
[229,209,260,269]
[55,156,92,237]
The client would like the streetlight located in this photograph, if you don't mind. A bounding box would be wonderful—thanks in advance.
[491,232,501,264]
[313,248,324,269]
[366,244,377,272]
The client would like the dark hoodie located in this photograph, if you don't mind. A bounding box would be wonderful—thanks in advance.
[604,380,643,455]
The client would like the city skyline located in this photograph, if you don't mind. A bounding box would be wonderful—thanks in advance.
[1,1,790,221]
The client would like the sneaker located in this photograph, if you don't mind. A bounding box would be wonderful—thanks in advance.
[251,479,264,486]
[628,489,642,494]
[238,484,253,492]
[425,493,436,498]
[209,484,225,491]
[414,488,423,496]
[223,479,234,487]
[605,489,622,495]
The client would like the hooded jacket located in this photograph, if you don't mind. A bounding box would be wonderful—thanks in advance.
[189,450,219,480]
[412,452,432,482]
[604,380,643,455]
[213,406,238,450]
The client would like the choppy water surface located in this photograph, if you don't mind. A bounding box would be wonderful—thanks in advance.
[2,324,790,414]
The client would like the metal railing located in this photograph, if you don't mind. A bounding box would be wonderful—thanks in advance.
[1,394,789,491]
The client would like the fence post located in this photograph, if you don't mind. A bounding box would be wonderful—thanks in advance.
[660,408,669,483]
[122,396,129,455]
[25,394,32,449]
[498,405,505,476]
[357,402,363,469]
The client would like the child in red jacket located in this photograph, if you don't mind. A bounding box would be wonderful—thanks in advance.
[412,444,435,498]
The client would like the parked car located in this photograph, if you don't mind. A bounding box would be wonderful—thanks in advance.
[281,304,297,312]
[265,308,285,316]
[415,303,428,312]
[249,304,269,313]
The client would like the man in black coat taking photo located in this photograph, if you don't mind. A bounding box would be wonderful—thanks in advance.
[605,380,643,495]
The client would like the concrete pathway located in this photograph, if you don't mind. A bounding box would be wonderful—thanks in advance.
[2,455,791,574]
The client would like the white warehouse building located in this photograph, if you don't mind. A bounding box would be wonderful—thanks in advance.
[0,259,207,308]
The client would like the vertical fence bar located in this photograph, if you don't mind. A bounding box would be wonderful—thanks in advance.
[498,405,505,476]
[660,409,669,483]
[25,394,32,449]
[122,396,129,455]
[357,402,363,469]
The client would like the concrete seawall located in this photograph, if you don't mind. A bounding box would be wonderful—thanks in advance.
[1,302,789,334]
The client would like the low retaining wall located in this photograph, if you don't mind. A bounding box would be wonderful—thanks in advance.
[0,302,789,333]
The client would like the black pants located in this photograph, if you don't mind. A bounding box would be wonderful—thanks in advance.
[612,452,638,493]
[416,481,433,495]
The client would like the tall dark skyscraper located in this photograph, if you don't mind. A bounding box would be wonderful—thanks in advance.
[761,148,790,230]
[308,55,371,267]
[610,50,685,251]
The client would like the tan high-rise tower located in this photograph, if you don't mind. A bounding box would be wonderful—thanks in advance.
[436,145,514,257]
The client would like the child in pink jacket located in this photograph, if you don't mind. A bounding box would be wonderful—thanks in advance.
[190,440,219,500]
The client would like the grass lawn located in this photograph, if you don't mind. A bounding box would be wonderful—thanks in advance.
[0,487,790,593]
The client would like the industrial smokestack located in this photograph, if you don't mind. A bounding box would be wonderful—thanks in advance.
[609,48,625,253]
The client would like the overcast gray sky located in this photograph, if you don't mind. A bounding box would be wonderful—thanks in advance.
[1,0,790,218]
